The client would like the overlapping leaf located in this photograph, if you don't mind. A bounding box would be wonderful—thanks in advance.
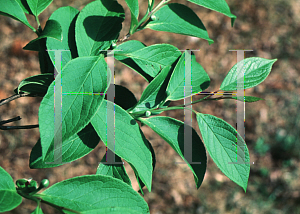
[0,0,34,30]
[196,113,250,192]
[139,116,207,188]
[39,56,110,161]
[0,167,22,213]
[220,57,277,91]
[166,51,210,101]
[30,123,100,168]
[75,0,125,56]
[46,6,79,69]
[145,3,214,44]
[36,175,150,213]
[27,0,53,16]
[91,100,153,192]
[115,43,181,80]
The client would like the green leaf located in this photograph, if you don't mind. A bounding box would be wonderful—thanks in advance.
[36,175,150,213]
[29,123,100,169]
[0,166,22,213]
[96,153,132,187]
[75,0,125,56]
[31,205,44,214]
[15,0,31,14]
[26,0,53,16]
[124,0,139,34]
[46,6,79,69]
[115,43,181,80]
[166,51,210,101]
[23,19,63,51]
[39,56,110,161]
[128,66,172,114]
[64,207,141,214]
[150,100,171,116]
[220,57,277,91]
[91,100,153,192]
[144,3,214,45]
[110,84,138,110]
[231,96,264,102]
[196,113,250,192]
[16,73,54,96]
[187,0,237,26]
[139,116,207,188]
[0,0,34,30]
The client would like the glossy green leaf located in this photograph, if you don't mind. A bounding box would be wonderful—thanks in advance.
[75,0,125,56]
[196,113,250,192]
[16,73,53,96]
[139,116,207,188]
[29,123,100,169]
[124,0,139,34]
[128,66,172,114]
[166,51,210,101]
[115,43,181,79]
[23,19,62,51]
[91,100,153,192]
[46,6,79,69]
[220,57,277,91]
[15,0,31,14]
[0,166,22,213]
[231,96,264,102]
[96,153,132,187]
[27,0,53,16]
[39,56,110,161]
[0,0,34,30]
[187,0,237,26]
[145,3,214,45]
[35,175,149,213]
[109,84,138,110]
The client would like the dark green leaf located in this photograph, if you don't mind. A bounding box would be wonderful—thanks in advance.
[108,84,137,110]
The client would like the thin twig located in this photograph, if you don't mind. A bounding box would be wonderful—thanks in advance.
[0,124,39,130]
[0,93,30,107]
[0,116,21,125]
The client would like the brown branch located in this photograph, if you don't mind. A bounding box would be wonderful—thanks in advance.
[0,93,31,107]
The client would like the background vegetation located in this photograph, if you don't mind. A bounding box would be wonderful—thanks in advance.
[0,0,299,213]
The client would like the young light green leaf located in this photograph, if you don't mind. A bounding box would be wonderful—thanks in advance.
[196,113,250,192]
[144,3,214,45]
[36,175,150,213]
[26,0,53,16]
[231,96,264,102]
[220,57,277,91]
[75,0,125,56]
[16,73,54,96]
[124,0,139,34]
[29,123,100,169]
[128,66,172,114]
[96,153,132,187]
[0,167,22,213]
[187,0,237,26]
[23,19,62,51]
[0,0,34,30]
[91,100,153,192]
[39,56,110,161]
[166,51,210,101]
[46,6,79,69]
[115,43,181,79]
[138,116,207,189]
